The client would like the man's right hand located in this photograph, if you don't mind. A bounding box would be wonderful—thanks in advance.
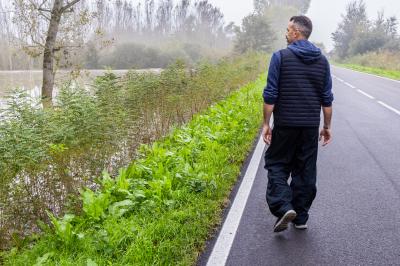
[319,128,332,146]
[262,124,272,145]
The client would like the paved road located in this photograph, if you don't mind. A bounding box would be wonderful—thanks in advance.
[198,66,400,266]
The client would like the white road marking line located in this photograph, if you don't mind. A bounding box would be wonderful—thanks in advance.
[336,78,344,82]
[378,101,400,116]
[207,135,265,266]
[344,82,356,89]
[333,65,400,84]
[357,89,375,99]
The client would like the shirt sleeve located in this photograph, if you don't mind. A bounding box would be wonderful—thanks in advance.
[263,52,281,105]
[321,59,334,107]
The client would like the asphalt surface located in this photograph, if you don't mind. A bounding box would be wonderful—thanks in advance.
[198,66,400,266]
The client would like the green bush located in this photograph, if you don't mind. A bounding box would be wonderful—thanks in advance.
[0,53,268,251]
[97,42,227,69]
[2,72,266,266]
[339,50,400,72]
[98,43,184,69]
[335,50,400,80]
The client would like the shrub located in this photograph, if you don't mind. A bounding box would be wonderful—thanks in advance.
[0,52,268,251]
[3,71,267,266]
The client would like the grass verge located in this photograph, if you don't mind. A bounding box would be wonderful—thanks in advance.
[2,73,266,266]
[334,63,400,80]
[0,53,267,249]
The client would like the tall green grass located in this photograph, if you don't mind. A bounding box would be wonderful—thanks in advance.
[0,53,267,250]
[2,72,266,265]
[335,63,400,80]
[334,51,400,80]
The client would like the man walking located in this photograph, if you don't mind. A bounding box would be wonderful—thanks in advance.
[262,15,334,233]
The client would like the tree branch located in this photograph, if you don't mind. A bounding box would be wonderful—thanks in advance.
[61,0,81,12]
[38,0,50,10]
[56,44,82,49]
[28,0,51,18]
[29,34,45,48]
[28,0,48,11]
[38,8,52,12]
[38,10,51,21]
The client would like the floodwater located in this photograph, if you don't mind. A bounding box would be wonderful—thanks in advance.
[0,69,162,109]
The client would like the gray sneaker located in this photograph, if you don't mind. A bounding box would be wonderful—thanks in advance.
[273,210,297,232]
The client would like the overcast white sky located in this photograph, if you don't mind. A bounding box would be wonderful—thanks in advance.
[207,0,400,51]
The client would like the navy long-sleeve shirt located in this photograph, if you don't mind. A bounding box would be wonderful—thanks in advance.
[263,41,334,107]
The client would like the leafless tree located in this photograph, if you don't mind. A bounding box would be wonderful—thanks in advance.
[13,0,91,107]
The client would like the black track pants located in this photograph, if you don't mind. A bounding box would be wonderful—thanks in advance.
[264,126,319,224]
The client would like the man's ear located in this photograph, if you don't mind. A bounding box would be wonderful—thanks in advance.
[294,30,300,39]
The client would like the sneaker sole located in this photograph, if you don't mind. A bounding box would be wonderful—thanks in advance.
[273,210,297,233]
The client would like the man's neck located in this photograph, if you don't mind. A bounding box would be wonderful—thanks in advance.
[294,37,307,42]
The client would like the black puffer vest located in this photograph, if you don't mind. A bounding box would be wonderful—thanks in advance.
[274,48,328,127]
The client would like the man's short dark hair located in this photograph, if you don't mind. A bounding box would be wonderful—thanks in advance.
[290,15,313,39]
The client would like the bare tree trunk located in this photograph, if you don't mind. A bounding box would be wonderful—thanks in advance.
[8,47,13,70]
[42,0,64,108]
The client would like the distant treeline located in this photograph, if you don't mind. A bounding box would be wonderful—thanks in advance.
[87,0,234,68]
[0,0,314,70]
[332,0,400,68]
[0,0,233,70]
[254,0,311,14]
[85,41,227,69]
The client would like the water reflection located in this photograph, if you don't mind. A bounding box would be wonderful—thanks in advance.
[0,69,162,116]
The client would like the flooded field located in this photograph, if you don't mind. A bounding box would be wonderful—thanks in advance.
[0,69,162,109]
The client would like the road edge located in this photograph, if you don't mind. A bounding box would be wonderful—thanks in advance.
[196,124,265,266]
[332,65,400,84]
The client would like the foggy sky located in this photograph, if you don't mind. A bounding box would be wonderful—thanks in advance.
[208,0,400,51]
